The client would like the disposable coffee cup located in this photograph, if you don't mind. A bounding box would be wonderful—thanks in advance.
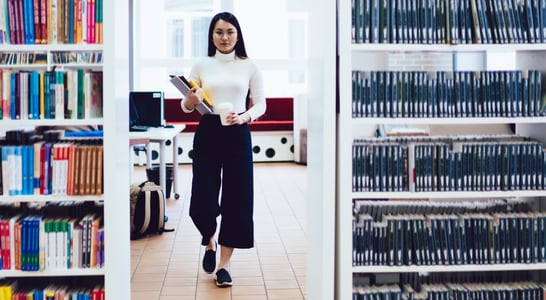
[216,102,233,126]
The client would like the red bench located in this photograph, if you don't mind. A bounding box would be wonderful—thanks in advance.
[164,97,294,132]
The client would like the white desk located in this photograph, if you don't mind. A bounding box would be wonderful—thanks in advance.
[129,124,186,199]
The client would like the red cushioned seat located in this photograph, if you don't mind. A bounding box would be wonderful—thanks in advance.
[164,97,294,132]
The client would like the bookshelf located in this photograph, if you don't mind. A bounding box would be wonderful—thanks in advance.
[0,44,103,70]
[337,0,546,299]
[0,0,130,298]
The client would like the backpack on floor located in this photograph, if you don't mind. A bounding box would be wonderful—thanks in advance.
[130,181,173,240]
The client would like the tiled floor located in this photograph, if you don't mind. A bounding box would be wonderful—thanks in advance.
[130,162,307,300]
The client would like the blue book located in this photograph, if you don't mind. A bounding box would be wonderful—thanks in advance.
[29,71,40,119]
[10,72,16,119]
[44,71,52,119]
[542,0,546,42]
[43,143,52,195]
[26,144,34,194]
[69,0,75,43]
[21,217,30,270]
[33,216,41,270]
[27,0,34,43]
[23,0,34,43]
[29,216,36,270]
[21,144,28,195]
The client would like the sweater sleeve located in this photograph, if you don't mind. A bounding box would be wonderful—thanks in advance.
[246,65,266,121]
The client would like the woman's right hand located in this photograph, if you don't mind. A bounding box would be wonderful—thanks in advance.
[183,88,204,110]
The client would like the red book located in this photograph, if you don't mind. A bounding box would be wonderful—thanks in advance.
[4,219,11,269]
[7,0,17,44]
[39,144,45,194]
[33,0,41,43]
[40,0,47,43]
[0,219,8,269]
[15,0,24,44]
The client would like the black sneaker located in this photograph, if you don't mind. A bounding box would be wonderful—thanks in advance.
[215,268,233,287]
[202,244,216,274]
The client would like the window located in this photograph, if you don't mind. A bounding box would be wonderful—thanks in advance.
[131,0,309,97]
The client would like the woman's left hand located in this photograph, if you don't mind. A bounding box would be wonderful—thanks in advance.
[226,112,251,125]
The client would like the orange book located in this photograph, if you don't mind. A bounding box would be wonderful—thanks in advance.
[66,143,76,195]
[89,217,100,267]
[94,0,102,44]
[75,0,82,43]
[84,145,92,195]
[74,145,82,195]
[14,218,21,270]
[88,145,97,195]
[95,145,103,194]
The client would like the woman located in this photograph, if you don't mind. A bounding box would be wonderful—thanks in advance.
[180,12,266,287]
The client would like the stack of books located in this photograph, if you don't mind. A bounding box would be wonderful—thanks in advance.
[169,75,213,115]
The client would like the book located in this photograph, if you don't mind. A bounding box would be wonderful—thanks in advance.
[169,75,212,115]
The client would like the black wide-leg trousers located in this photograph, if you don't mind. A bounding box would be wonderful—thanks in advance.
[189,114,254,249]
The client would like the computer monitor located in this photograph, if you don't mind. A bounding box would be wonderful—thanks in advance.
[129,94,140,129]
[129,91,165,127]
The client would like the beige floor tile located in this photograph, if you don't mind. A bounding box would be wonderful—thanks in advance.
[229,276,265,286]
[260,263,293,272]
[130,279,164,292]
[135,264,169,274]
[160,296,195,300]
[231,295,268,300]
[195,290,232,300]
[231,284,266,296]
[131,291,160,300]
[132,272,165,282]
[262,270,297,281]
[160,285,197,296]
[163,276,198,287]
[267,288,304,299]
[265,279,301,290]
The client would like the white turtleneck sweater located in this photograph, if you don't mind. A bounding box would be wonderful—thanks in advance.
[181,50,266,121]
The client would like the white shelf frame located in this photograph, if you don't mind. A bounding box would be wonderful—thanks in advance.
[353,263,546,274]
[0,269,105,277]
[352,117,546,125]
[0,44,103,52]
[0,119,104,126]
[352,191,546,199]
[0,195,103,202]
[351,43,546,53]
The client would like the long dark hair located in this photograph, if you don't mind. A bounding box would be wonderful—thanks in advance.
[207,12,248,59]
